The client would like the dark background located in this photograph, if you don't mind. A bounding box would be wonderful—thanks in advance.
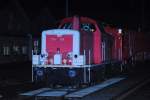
[0,0,150,36]
[19,0,150,31]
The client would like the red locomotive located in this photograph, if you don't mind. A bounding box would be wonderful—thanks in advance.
[37,16,122,65]
[32,16,148,85]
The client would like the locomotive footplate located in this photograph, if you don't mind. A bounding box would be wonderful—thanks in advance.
[32,62,122,86]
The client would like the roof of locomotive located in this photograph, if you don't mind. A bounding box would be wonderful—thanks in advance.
[59,16,97,25]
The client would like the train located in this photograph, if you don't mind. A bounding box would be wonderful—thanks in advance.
[32,16,149,86]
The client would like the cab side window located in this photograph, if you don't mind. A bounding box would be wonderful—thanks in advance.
[80,23,96,32]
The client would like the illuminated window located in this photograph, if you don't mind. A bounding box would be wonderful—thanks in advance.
[13,45,20,55]
[22,46,27,55]
[60,23,72,29]
[3,46,10,56]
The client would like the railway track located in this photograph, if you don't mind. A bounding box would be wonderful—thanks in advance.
[1,74,149,100]
[114,78,150,100]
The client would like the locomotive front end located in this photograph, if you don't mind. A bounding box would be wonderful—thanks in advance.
[32,29,88,85]
[40,29,85,66]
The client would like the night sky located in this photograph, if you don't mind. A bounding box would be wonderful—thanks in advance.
[1,0,150,31]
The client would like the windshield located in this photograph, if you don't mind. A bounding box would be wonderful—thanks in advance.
[60,22,96,32]
[60,23,72,29]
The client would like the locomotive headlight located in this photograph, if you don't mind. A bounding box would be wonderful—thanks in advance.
[68,59,72,65]
[118,29,122,34]
[67,52,73,59]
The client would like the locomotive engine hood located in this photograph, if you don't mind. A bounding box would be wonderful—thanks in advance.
[41,29,84,65]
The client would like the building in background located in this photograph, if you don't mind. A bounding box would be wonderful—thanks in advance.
[0,0,55,63]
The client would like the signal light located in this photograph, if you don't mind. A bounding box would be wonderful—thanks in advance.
[49,58,53,64]
[63,59,67,65]
[68,59,72,65]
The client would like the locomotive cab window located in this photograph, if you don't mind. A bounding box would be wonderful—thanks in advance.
[3,46,10,56]
[60,23,72,29]
[80,23,96,32]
